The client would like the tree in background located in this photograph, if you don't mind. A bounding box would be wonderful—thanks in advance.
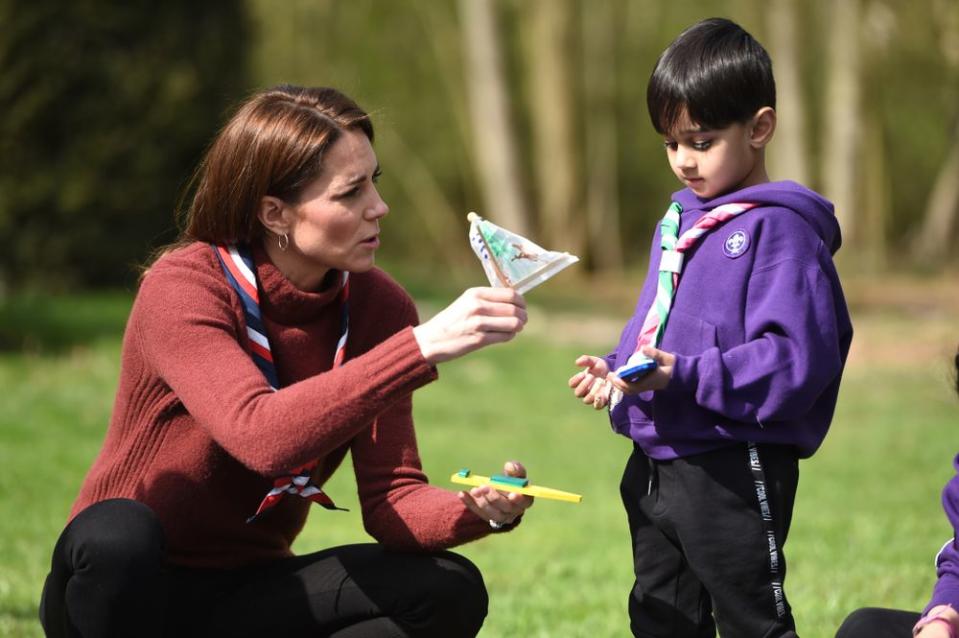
[821,0,862,257]
[523,0,582,256]
[581,0,623,273]
[4,0,956,290]
[0,0,250,290]
[765,0,810,186]
[458,0,530,236]
[912,0,959,266]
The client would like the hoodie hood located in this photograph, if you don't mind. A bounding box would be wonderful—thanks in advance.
[672,180,842,255]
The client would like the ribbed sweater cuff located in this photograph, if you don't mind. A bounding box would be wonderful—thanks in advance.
[366,327,438,400]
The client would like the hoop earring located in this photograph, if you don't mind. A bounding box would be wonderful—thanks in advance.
[278,233,289,251]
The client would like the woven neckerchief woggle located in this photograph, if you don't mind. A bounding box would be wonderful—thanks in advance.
[213,243,349,522]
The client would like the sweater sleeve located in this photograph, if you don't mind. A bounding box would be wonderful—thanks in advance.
[134,261,437,476]
[350,394,493,552]
[669,256,845,424]
[926,471,959,613]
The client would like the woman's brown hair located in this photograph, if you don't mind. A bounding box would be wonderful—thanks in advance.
[148,85,373,269]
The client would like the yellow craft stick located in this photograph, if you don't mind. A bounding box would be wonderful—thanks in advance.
[450,469,583,504]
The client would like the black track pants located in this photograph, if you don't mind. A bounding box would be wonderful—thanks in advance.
[40,499,488,638]
[621,442,800,638]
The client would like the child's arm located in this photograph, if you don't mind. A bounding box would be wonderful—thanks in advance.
[914,605,959,638]
[665,259,848,424]
[924,473,959,630]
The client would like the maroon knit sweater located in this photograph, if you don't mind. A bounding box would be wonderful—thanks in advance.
[70,242,495,568]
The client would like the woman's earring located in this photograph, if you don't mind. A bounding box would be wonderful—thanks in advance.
[278,233,289,251]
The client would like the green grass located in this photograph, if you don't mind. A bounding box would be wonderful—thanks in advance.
[2,293,957,637]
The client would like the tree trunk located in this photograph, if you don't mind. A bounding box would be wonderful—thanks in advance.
[912,117,959,264]
[457,0,529,235]
[582,0,623,273]
[860,104,888,271]
[765,0,809,185]
[376,127,466,269]
[525,0,581,255]
[911,0,959,265]
[821,0,862,249]
[410,2,473,182]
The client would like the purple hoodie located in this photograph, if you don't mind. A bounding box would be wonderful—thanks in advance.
[926,456,959,613]
[609,180,853,460]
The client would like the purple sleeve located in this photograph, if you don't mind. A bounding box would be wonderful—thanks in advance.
[925,470,959,613]
[603,352,616,371]
[669,258,845,423]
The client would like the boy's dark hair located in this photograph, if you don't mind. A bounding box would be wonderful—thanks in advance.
[647,18,776,135]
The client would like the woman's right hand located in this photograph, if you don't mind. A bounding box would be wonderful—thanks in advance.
[412,287,527,365]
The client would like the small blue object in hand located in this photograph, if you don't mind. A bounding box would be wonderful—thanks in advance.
[616,359,657,383]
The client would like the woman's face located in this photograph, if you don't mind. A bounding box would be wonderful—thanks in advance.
[279,129,389,289]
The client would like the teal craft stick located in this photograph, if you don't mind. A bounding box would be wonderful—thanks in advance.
[457,468,471,478]
[490,474,530,487]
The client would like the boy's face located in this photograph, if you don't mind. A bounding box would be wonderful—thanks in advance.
[662,109,769,199]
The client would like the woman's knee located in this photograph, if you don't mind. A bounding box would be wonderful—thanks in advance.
[41,500,167,637]
[68,499,165,576]
[417,552,488,637]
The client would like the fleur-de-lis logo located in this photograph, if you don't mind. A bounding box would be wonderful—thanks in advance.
[723,230,750,258]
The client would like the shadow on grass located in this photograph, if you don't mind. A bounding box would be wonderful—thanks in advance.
[0,292,133,353]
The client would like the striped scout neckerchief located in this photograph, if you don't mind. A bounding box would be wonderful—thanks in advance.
[213,243,350,522]
[621,201,757,372]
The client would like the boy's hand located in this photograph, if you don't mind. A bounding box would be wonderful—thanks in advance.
[569,355,615,410]
[569,348,677,407]
[609,346,676,394]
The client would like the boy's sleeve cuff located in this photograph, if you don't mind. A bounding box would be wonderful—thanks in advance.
[668,353,700,394]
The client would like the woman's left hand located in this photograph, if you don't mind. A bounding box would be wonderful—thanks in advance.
[459,461,534,529]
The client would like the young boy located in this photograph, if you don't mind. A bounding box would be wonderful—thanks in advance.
[569,18,853,637]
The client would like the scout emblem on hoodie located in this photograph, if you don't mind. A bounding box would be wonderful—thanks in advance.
[723,229,750,258]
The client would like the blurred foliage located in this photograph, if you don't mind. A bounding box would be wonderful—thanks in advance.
[0,0,955,291]
[0,0,250,290]
[0,292,132,353]
[249,0,959,274]
[852,1,958,241]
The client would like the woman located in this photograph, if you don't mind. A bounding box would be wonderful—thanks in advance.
[836,350,959,638]
[39,85,533,638]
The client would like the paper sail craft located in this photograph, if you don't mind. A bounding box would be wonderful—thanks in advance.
[467,212,579,294]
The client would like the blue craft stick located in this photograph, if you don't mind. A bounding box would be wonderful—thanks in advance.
[457,468,471,478]
[490,474,529,487]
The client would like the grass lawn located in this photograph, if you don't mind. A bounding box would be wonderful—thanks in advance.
[1,284,957,637]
